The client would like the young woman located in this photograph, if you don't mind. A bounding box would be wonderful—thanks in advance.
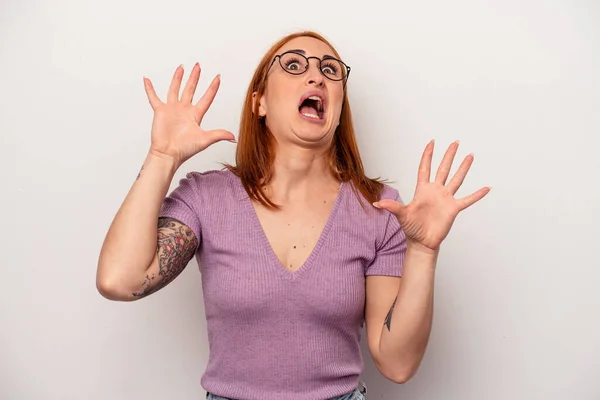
[97,31,490,400]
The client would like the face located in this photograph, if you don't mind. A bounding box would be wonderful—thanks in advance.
[255,36,346,148]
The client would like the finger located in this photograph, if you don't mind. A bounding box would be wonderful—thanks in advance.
[456,186,491,211]
[143,77,162,110]
[372,199,405,217]
[417,140,435,183]
[167,65,184,103]
[194,74,221,119]
[447,153,474,195]
[181,62,201,104]
[435,140,459,185]
[203,129,237,147]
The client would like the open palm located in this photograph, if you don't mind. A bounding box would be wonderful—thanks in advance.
[144,63,235,165]
[375,140,490,252]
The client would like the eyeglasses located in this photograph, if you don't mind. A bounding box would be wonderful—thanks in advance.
[267,51,351,83]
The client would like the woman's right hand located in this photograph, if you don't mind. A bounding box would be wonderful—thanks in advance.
[143,63,235,166]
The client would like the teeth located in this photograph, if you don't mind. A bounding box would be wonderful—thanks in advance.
[302,112,320,119]
[307,96,323,111]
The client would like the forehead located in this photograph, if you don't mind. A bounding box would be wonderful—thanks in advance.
[277,36,338,58]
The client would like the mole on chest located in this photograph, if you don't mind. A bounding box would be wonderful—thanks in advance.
[251,185,340,273]
[267,218,327,271]
[256,203,334,271]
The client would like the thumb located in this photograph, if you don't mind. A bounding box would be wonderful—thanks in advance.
[372,199,405,217]
[205,129,237,145]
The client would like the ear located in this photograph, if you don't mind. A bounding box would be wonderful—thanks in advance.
[252,92,267,118]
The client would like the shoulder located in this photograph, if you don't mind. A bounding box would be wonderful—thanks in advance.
[342,180,403,223]
[182,168,236,186]
[344,180,403,210]
[378,183,403,203]
[173,168,243,207]
[342,180,405,241]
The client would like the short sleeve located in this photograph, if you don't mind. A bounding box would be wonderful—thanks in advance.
[365,192,407,277]
[159,172,202,243]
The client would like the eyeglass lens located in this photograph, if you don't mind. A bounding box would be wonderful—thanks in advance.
[278,53,347,81]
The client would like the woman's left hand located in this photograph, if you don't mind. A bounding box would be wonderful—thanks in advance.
[374,140,491,253]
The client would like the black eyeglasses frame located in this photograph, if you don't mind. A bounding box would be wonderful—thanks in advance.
[266,50,351,86]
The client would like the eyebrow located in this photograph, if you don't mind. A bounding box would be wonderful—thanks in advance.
[288,49,336,59]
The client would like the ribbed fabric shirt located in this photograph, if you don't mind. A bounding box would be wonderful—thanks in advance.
[159,169,407,400]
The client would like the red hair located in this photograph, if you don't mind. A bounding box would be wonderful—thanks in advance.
[224,30,386,209]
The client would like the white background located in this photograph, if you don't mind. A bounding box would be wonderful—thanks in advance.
[2,0,599,399]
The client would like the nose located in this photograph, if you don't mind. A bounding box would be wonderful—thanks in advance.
[305,58,325,87]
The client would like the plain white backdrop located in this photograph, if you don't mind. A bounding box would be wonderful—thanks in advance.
[2,0,599,399]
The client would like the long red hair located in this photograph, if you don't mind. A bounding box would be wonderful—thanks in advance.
[224,30,386,209]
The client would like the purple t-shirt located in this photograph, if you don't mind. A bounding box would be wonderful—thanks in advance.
[159,169,407,400]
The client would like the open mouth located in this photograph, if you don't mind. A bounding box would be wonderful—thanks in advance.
[299,95,325,120]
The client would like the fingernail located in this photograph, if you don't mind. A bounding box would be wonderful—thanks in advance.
[372,202,381,209]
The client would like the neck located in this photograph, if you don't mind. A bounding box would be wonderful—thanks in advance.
[267,143,338,201]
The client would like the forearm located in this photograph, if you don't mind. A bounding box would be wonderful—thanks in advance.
[97,150,179,293]
[379,242,438,381]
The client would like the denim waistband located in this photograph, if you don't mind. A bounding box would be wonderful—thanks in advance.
[206,380,367,400]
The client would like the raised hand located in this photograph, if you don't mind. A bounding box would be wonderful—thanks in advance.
[374,140,491,253]
[143,63,235,166]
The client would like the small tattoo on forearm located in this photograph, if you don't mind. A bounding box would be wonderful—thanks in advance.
[384,296,398,331]
[132,273,156,297]
[136,165,144,180]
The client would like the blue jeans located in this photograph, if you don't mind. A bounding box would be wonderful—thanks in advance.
[206,380,367,400]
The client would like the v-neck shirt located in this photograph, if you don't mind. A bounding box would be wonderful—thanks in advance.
[247,180,344,279]
[159,169,407,400]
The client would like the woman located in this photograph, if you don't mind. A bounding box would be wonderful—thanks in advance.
[97,31,490,400]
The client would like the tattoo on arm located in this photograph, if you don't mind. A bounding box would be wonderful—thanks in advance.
[136,165,144,180]
[384,295,398,332]
[132,217,199,298]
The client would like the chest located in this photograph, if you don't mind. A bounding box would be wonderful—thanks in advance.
[197,185,379,323]
[252,198,335,272]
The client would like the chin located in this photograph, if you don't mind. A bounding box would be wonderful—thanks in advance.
[292,127,333,146]
[292,115,334,141]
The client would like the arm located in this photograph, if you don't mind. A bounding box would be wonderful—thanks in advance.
[97,63,234,301]
[366,242,438,383]
[96,151,197,301]
[131,216,198,299]
[369,139,489,382]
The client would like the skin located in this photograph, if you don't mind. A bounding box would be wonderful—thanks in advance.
[131,217,198,299]
[369,140,491,382]
[254,36,345,200]
[248,37,350,271]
